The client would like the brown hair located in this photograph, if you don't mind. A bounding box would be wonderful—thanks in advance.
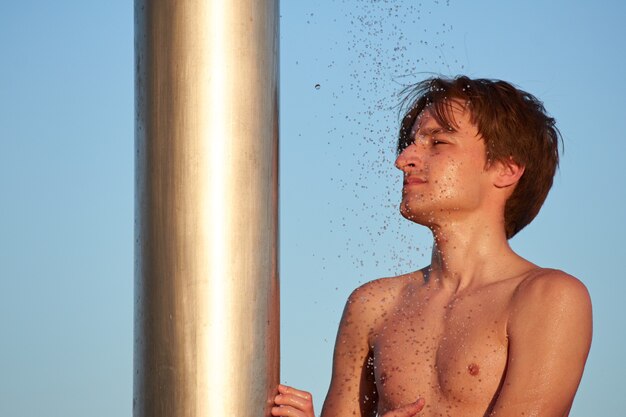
[398,76,561,238]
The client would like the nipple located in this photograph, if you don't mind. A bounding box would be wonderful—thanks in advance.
[467,363,480,376]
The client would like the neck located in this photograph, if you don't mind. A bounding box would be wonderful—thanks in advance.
[425,219,531,292]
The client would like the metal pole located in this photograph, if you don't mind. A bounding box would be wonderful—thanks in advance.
[134,1,279,416]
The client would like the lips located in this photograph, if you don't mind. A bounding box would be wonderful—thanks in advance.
[403,176,427,186]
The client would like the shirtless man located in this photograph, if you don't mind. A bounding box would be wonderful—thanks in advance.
[272,76,592,417]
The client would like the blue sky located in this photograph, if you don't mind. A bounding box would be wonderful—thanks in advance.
[1,1,625,416]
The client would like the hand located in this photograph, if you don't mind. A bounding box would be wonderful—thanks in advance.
[381,399,426,417]
[272,384,315,417]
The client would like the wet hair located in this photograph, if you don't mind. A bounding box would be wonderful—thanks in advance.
[398,75,561,238]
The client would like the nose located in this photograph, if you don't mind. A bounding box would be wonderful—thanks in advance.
[395,142,422,172]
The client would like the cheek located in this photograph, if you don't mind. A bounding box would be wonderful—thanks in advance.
[436,161,464,199]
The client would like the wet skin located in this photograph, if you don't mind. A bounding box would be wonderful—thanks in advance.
[314,265,591,417]
[274,104,592,417]
[369,270,512,415]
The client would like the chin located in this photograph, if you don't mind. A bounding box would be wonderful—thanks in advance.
[399,195,464,227]
[399,202,432,226]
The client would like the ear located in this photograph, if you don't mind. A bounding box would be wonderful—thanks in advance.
[492,158,525,188]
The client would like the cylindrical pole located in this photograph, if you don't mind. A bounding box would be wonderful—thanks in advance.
[134,1,279,416]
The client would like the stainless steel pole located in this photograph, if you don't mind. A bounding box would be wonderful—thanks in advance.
[134,1,279,416]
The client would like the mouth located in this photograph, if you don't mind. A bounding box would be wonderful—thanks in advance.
[403,176,427,186]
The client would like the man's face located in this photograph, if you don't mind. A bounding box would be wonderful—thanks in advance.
[395,102,492,226]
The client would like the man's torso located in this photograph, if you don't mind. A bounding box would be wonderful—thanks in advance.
[362,269,537,416]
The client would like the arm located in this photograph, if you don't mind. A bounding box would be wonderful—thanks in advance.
[272,285,378,417]
[488,271,592,417]
[274,280,425,417]
[321,285,379,417]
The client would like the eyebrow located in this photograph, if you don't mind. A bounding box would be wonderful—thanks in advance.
[422,127,446,135]
[413,126,449,137]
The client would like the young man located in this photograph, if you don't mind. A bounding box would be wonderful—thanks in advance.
[273,76,592,417]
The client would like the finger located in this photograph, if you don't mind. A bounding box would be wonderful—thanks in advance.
[384,399,426,417]
[274,392,315,417]
[278,384,313,401]
[274,394,311,410]
[412,398,425,412]
[271,405,306,417]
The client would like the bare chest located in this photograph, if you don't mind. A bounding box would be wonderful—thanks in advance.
[371,292,509,415]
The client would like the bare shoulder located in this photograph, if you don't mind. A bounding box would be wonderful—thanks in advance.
[346,270,419,310]
[341,272,416,335]
[512,268,591,309]
[509,268,592,332]
[348,273,411,302]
